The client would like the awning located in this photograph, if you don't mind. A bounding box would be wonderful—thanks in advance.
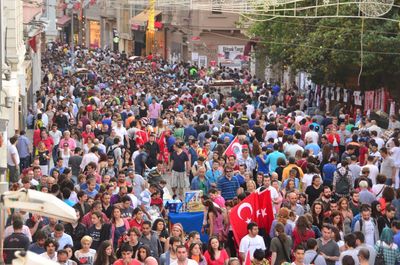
[23,5,42,24]
[130,10,162,28]
[57,15,71,27]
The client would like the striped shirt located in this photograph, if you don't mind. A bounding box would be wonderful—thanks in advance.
[217,175,240,200]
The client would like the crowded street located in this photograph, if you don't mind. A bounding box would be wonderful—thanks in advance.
[1,0,400,265]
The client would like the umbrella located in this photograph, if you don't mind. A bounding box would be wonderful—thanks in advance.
[128,56,141,61]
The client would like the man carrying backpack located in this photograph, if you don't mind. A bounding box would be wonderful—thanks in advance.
[353,204,379,247]
[107,137,123,167]
[332,159,353,200]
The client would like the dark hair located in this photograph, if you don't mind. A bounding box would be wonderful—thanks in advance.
[247,222,258,231]
[54,223,64,232]
[342,255,355,265]
[44,238,59,249]
[253,248,265,261]
[137,245,151,262]
[382,186,395,202]
[294,244,305,252]
[142,220,151,227]
[12,218,23,230]
[169,236,182,246]
[295,215,309,236]
[57,249,68,256]
[120,243,133,253]
[152,218,167,233]
[93,240,116,265]
[207,236,221,260]
[188,243,204,262]
[274,222,287,243]
[188,231,200,240]
[306,238,318,250]
[344,233,356,248]
[353,231,365,243]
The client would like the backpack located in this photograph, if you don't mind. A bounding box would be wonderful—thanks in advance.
[107,145,120,161]
[335,169,350,195]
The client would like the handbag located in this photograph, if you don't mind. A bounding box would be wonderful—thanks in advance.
[277,237,291,262]
[374,241,385,264]
[310,253,319,265]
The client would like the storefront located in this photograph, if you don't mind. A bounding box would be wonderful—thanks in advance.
[89,20,101,49]
[130,10,164,57]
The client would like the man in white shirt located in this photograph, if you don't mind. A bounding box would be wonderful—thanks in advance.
[354,205,379,247]
[371,131,385,150]
[40,238,58,261]
[305,125,319,144]
[362,156,379,185]
[339,234,359,265]
[7,136,20,183]
[354,231,376,265]
[113,119,129,147]
[49,124,63,165]
[80,146,99,172]
[239,223,266,260]
[171,245,198,265]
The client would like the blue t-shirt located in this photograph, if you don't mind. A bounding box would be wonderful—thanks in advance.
[322,163,337,185]
[266,151,286,173]
[305,143,321,156]
[256,155,269,174]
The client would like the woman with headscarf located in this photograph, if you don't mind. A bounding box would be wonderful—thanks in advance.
[374,227,400,265]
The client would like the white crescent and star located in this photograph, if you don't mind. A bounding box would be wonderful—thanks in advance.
[237,202,253,220]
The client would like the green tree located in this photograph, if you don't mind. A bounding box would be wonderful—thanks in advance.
[248,2,400,88]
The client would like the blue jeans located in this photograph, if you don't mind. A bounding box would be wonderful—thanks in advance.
[52,144,59,165]
[20,156,31,172]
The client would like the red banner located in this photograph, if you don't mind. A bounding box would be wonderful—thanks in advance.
[230,190,274,245]
[222,136,241,157]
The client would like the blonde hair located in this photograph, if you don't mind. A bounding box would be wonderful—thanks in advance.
[81,235,93,244]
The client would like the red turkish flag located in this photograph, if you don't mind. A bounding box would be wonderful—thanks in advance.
[244,250,251,265]
[256,189,274,231]
[135,129,149,147]
[230,192,258,245]
[222,136,241,157]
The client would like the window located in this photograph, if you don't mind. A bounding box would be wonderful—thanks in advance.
[212,0,223,14]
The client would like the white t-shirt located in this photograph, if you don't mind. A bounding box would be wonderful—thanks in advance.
[49,130,63,145]
[74,249,96,265]
[339,249,359,265]
[363,219,375,247]
[372,184,386,199]
[113,126,127,141]
[7,143,20,166]
[391,146,400,168]
[305,130,319,144]
[302,174,321,189]
[239,235,266,258]
[362,164,379,185]
[171,259,198,265]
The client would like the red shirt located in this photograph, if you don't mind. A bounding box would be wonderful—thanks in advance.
[82,131,95,144]
[128,218,143,231]
[33,129,41,148]
[113,259,141,265]
[359,146,368,166]
[292,228,315,250]
[204,249,229,265]
[40,137,54,152]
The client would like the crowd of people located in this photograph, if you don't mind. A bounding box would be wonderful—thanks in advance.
[4,42,400,265]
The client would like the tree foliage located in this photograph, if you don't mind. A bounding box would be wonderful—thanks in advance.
[248,1,400,88]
